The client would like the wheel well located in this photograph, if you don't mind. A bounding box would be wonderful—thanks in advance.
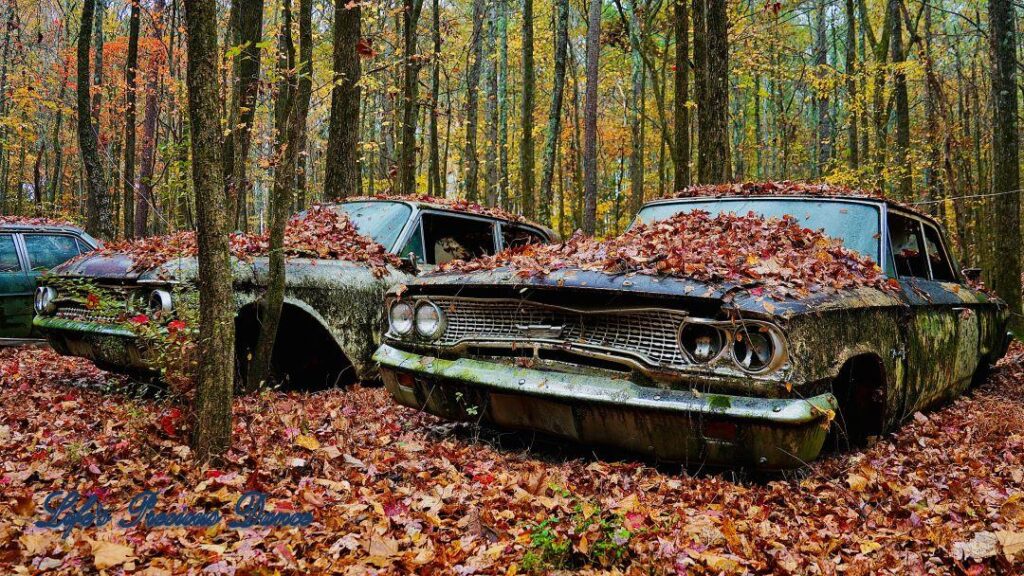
[830,354,887,449]
[234,302,355,391]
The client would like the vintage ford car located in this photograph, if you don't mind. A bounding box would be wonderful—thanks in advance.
[0,220,98,345]
[376,192,1011,469]
[33,198,553,387]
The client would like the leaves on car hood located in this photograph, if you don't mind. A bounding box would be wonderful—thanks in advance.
[439,209,892,299]
[79,206,402,276]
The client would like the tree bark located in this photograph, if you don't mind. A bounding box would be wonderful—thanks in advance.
[136,0,164,237]
[483,7,499,206]
[184,0,235,463]
[223,0,264,230]
[814,0,832,175]
[324,0,361,200]
[698,0,729,183]
[248,0,298,392]
[77,0,112,238]
[673,0,689,190]
[989,0,1021,326]
[398,0,424,196]
[845,0,858,170]
[427,0,442,197]
[889,0,910,198]
[463,0,485,202]
[123,0,141,237]
[582,0,600,234]
[520,0,536,218]
[294,0,313,209]
[539,0,568,225]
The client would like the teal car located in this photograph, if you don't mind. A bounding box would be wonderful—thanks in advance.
[0,222,98,345]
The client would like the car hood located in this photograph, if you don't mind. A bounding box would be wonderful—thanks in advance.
[410,267,901,319]
[49,252,408,289]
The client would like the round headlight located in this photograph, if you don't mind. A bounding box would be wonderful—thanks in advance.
[34,286,57,314]
[678,322,723,363]
[389,301,415,336]
[414,301,446,339]
[148,289,173,317]
[732,328,776,373]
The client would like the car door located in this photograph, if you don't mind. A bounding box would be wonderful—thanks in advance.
[398,211,499,272]
[0,233,34,339]
[887,211,969,414]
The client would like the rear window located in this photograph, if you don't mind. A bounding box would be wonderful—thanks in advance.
[0,234,20,272]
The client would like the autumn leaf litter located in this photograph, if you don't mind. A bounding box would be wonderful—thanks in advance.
[1,345,1023,574]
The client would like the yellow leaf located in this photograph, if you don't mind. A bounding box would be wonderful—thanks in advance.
[745,253,759,265]
[847,473,869,492]
[996,531,1024,560]
[295,434,320,451]
[91,539,136,570]
[859,540,882,555]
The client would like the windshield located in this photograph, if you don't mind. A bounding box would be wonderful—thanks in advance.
[634,198,882,261]
[331,201,412,251]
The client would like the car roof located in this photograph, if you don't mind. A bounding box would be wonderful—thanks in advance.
[0,222,88,234]
[332,198,559,240]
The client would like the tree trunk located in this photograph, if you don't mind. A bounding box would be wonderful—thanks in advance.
[673,0,689,190]
[483,7,499,207]
[844,0,858,170]
[582,0,600,234]
[398,0,424,196]
[496,0,509,209]
[699,0,729,183]
[294,0,313,208]
[77,0,111,238]
[520,0,536,218]
[123,0,141,237]
[921,2,942,207]
[92,0,105,126]
[223,0,264,230]
[427,0,442,197]
[889,0,910,198]
[463,0,485,202]
[184,0,235,463]
[248,0,298,392]
[539,0,568,225]
[136,0,164,237]
[324,0,361,200]
[814,0,832,175]
[989,0,1021,326]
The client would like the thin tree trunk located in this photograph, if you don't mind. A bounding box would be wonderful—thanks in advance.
[224,0,264,229]
[814,0,832,175]
[582,0,600,234]
[78,0,111,238]
[463,0,485,201]
[989,0,1021,325]
[427,0,442,197]
[845,0,858,170]
[184,0,235,463]
[483,6,499,207]
[123,0,141,237]
[520,0,536,218]
[293,0,312,208]
[702,0,729,182]
[135,0,164,237]
[673,0,689,189]
[539,0,568,225]
[890,0,910,198]
[398,0,424,196]
[324,0,361,200]
[248,0,299,391]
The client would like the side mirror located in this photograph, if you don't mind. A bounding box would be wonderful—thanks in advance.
[962,268,982,282]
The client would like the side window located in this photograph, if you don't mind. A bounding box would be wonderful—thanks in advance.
[502,224,547,249]
[0,234,21,272]
[922,223,957,282]
[888,214,929,279]
[23,234,82,271]
[420,213,496,265]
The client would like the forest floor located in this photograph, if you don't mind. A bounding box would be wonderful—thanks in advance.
[1,345,1023,575]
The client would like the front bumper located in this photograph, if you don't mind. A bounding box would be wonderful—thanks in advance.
[33,316,153,372]
[375,344,837,469]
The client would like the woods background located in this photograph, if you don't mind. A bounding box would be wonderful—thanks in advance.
[0,0,1020,276]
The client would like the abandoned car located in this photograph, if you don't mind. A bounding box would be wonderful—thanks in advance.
[1,218,98,345]
[33,198,553,387]
[376,187,1011,469]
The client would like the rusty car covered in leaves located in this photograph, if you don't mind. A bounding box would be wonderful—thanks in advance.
[33,197,553,389]
[376,183,1011,469]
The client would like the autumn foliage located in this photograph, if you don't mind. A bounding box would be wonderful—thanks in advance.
[87,206,402,275]
[1,344,1022,573]
[440,209,890,299]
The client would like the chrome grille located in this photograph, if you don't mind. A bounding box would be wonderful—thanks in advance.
[429,297,688,368]
[55,304,124,324]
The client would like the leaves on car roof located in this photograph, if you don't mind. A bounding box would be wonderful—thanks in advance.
[439,209,893,299]
[350,194,527,222]
[0,215,79,228]
[87,206,402,275]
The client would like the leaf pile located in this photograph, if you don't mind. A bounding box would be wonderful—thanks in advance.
[671,180,884,201]
[351,193,527,222]
[440,209,891,299]
[1,344,1023,574]
[0,215,79,228]
[87,206,402,275]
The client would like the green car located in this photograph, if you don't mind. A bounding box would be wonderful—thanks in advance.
[0,222,98,345]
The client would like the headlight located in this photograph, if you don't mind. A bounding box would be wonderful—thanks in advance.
[731,325,784,373]
[34,286,57,314]
[148,289,173,317]
[678,322,724,363]
[389,301,415,336]
[414,301,446,340]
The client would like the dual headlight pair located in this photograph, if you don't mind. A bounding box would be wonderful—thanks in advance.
[678,321,786,374]
[389,300,446,340]
[33,287,174,318]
